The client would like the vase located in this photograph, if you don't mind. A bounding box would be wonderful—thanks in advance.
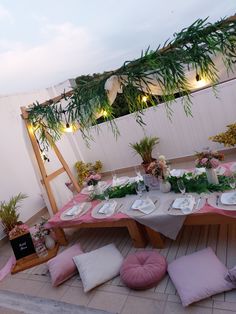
[160,180,171,193]
[205,168,219,185]
[34,239,48,258]
[44,234,56,250]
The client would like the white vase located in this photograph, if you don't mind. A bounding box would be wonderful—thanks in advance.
[44,234,55,250]
[160,180,171,193]
[205,168,219,185]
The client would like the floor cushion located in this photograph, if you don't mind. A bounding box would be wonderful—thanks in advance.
[168,247,235,307]
[120,251,167,290]
[47,243,83,287]
[73,243,123,292]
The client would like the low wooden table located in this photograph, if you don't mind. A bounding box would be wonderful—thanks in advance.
[56,218,147,248]
[147,212,236,248]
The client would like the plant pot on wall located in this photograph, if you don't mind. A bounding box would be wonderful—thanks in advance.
[130,136,159,174]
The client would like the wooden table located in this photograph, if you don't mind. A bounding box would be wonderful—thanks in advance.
[148,212,236,248]
[56,218,147,248]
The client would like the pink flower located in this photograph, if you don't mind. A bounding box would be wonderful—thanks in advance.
[210,158,220,168]
[88,174,101,181]
[200,158,208,165]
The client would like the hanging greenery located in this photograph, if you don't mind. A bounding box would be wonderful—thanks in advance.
[27,15,236,147]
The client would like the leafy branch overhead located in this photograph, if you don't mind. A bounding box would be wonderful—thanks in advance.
[27,15,236,146]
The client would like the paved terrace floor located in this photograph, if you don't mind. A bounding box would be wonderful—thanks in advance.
[0,150,236,314]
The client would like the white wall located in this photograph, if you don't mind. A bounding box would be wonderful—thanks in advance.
[75,79,236,171]
[0,79,81,239]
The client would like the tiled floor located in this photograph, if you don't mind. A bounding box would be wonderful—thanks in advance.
[1,225,236,314]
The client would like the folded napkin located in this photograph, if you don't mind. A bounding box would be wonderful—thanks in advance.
[170,169,186,177]
[98,201,117,214]
[221,192,236,205]
[113,177,129,187]
[65,204,83,216]
[131,198,156,214]
[172,196,195,213]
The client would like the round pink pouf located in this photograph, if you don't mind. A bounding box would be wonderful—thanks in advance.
[120,251,167,290]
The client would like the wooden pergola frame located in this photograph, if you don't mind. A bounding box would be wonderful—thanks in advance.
[21,105,81,245]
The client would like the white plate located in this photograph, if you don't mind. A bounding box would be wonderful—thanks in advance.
[60,202,92,220]
[215,166,226,176]
[112,176,129,187]
[221,192,236,205]
[91,200,117,219]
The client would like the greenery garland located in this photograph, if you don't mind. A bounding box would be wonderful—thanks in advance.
[169,173,232,194]
[27,15,236,147]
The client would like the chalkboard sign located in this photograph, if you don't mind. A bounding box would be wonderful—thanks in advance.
[10,233,36,260]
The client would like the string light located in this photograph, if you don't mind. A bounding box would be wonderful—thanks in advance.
[142,96,148,103]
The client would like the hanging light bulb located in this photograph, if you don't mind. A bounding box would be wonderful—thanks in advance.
[196,73,201,81]
[64,123,73,133]
[142,95,148,103]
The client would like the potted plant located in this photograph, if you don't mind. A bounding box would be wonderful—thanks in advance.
[0,193,36,260]
[130,136,159,172]
[0,193,27,235]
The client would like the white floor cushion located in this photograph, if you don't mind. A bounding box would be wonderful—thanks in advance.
[73,243,123,292]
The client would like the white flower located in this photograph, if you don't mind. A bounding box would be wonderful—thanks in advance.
[159,155,166,161]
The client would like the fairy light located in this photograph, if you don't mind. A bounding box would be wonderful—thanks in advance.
[142,96,148,103]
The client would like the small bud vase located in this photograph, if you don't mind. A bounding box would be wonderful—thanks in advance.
[205,168,219,185]
[44,234,56,250]
[160,180,171,193]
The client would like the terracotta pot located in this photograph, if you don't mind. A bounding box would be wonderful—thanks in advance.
[142,158,157,174]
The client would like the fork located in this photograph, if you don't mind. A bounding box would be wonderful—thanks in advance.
[116,203,124,213]
[167,200,175,211]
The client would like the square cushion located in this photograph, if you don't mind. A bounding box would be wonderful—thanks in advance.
[47,243,83,286]
[73,243,123,292]
[168,247,235,307]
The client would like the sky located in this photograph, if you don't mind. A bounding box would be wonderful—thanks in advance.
[0,0,235,95]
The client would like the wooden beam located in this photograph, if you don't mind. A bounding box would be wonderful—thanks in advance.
[46,167,65,183]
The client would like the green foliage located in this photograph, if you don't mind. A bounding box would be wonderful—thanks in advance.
[27,16,236,147]
[92,182,138,200]
[130,136,159,164]
[0,193,28,234]
[169,173,231,194]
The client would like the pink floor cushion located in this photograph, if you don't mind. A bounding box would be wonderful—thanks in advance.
[120,251,167,290]
[47,243,83,287]
[168,247,235,307]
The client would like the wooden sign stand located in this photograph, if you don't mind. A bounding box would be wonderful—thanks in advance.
[21,106,81,246]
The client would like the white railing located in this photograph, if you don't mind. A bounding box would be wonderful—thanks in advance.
[73,79,236,171]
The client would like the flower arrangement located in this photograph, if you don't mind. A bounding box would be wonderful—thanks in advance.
[147,155,170,181]
[75,160,103,187]
[8,223,29,240]
[86,173,101,186]
[32,217,50,241]
[195,150,224,169]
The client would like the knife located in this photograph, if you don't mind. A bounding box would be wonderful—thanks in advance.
[167,200,174,211]
[216,195,220,206]
[195,197,202,209]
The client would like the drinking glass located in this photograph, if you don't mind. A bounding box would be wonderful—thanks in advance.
[177,179,186,195]
[111,171,117,186]
[228,175,236,190]
[134,166,142,179]
[103,189,110,202]
[135,182,145,198]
